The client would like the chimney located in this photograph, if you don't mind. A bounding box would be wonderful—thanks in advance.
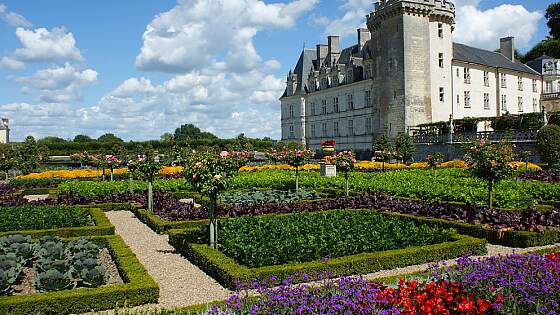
[357,28,371,50]
[328,36,340,66]
[374,1,381,11]
[500,37,515,62]
[316,44,328,68]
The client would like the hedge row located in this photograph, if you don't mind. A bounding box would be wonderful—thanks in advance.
[385,211,560,248]
[131,208,206,234]
[0,207,114,238]
[169,211,487,290]
[0,235,159,314]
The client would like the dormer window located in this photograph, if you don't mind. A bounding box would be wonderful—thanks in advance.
[347,70,353,83]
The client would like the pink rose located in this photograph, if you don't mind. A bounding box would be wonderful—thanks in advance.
[213,174,223,180]
[479,139,486,146]
[220,151,229,158]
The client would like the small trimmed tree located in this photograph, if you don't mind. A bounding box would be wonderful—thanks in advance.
[373,134,393,171]
[15,136,41,175]
[281,148,314,192]
[465,139,516,208]
[183,150,248,249]
[537,125,560,169]
[129,153,162,212]
[426,152,445,176]
[395,133,415,164]
[328,151,356,196]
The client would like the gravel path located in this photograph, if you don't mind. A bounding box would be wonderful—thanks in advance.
[105,211,231,309]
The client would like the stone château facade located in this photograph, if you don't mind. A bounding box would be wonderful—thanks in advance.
[280,0,543,151]
[0,118,9,144]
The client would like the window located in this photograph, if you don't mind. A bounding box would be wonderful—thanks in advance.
[464,91,471,108]
[500,73,507,88]
[533,80,538,93]
[322,123,327,137]
[289,125,294,139]
[365,90,371,107]
[321,100,327,114]
[439,87,445,102]
[456,94,460,107]
[546,81,553,93]
[334,122,340,136]
[334,97,339,113]
[348,120,354,136]
[311,102,315,115]
[518,77,523,91]
[289,105,294,117]
[438,53,444,68]
[347,94,354,110]
[484,93,490,110]
[364,65,371,79]
[311,124,316,138]
[533,98,539,112]
[501,94,507,113]
[484,72,489,87]
[518,97,524,112]
[438,23,443,38]
[347,70,353,83]
[464,68,471,84]
[456,68,460,78]
[366,117,372,134]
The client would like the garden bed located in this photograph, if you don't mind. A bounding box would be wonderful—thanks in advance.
[0,235,159,314]
[169,209,487,289]
[0,206,114,238]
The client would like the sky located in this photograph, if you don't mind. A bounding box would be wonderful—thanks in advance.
[0,0,553,141]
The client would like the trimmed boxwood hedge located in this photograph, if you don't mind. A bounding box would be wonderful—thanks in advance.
[0,207,114,238]
[0,235,159,314]
[384,211,560,248]
[131,207,207,234]
[169,211,487,289]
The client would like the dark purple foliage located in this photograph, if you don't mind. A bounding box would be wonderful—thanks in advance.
[148,192,560,231]
[519,170,560,183]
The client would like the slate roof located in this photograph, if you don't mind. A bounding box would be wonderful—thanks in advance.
[338,45,360,65]
[453,43,539,75]
[281,49,317,98]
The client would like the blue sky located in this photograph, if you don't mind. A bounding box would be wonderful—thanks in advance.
[0,0,554,141]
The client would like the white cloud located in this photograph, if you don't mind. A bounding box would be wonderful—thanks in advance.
[0,3,32,28]
[315,0,372,38]
[13,27,83,62]
[0,56,25,70]
[135,0,317,73]
[2,12,32,28]
[454,4,542,50]
[316,0,542,51]
[14,63,97,103]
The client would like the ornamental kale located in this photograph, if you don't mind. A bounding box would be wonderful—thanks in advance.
[34,269,74,292]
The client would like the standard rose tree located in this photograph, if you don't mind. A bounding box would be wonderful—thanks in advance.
[182,150,248,249]
[426,152,445,176]
[327,151,356,196]
[465,139,516,208]
[128,154,162,212]
[281,148,314,192]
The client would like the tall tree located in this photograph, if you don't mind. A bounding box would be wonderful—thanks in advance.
[174,124,217,141]
[395,133,415,163]
[15,136,42,175]
[547,2,560,39]
[98,133,124,143]
[0,144,15,179]
[74,135,93,143]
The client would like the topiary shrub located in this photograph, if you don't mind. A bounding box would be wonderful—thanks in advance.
[537,125,560,168]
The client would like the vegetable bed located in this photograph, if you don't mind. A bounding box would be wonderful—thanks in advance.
[170,210,487,289]
[0,206,92,232]
[0,235,158,315]
[0,235,111,296]
[216,210,455,268]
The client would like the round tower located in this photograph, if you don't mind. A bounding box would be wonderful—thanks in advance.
[366,0,455,138]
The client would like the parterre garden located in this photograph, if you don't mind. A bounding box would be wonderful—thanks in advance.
[0,140,560,314]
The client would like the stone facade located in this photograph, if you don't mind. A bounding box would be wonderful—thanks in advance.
[527,55,560,112]
[0,118,9,144]
[280,0,543,151]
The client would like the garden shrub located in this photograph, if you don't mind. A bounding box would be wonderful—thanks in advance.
[537,124,560,168]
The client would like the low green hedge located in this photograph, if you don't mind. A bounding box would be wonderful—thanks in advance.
[131,207,207,234]
[384,211,560,248]
[169,211,487,289]
[0,235,159,314]
[0,207,115,238]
